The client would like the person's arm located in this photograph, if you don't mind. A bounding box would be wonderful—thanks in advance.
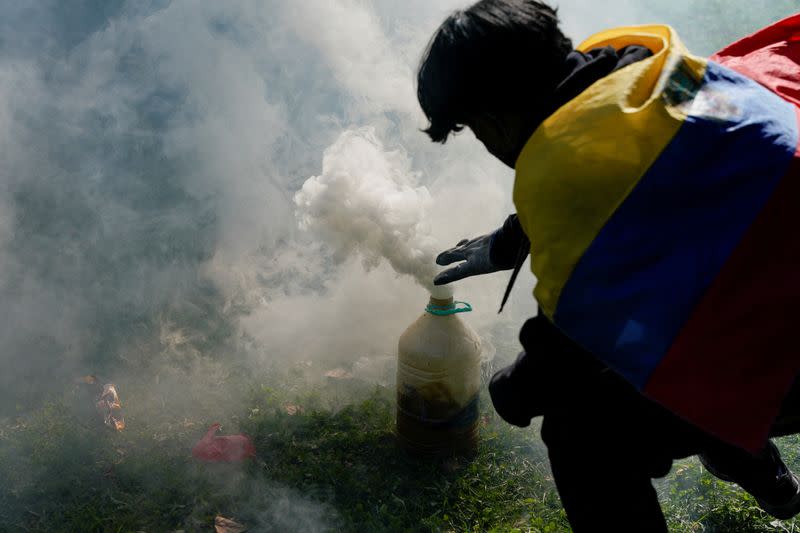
[489,214,527,269]
[489,314,607,427]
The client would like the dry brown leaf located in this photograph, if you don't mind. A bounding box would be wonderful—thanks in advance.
[324,368,353,380]
[96,384,125,432]
[284,403,304,416]
[215,515,246,533]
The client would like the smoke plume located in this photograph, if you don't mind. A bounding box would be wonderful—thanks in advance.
[295,128,451,299]
[1,0,799,530]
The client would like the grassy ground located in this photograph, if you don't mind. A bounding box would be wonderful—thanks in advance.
[2,372,800,532]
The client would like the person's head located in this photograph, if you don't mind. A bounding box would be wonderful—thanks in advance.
[417,0,572,167]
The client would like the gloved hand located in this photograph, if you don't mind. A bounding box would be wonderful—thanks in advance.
[434,232,499,285]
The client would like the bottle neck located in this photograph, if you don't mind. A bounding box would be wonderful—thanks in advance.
[429,296,454,308]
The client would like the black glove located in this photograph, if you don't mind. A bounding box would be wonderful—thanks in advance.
[434,215,528,286]
[434,232,500,285]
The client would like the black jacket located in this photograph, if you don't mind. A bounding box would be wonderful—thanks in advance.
[489,45,653,427]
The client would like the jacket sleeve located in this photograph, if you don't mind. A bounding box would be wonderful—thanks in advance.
[489,214,528,270]
[488,313,608,426]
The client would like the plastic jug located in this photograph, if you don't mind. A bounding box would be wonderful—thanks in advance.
[396,296,482,455]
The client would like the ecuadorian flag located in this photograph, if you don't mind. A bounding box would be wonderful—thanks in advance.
[514,15,800,452]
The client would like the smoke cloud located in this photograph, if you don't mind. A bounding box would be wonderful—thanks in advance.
[1,0,799,529]
[295,128,451,298]
[2,0,793,407]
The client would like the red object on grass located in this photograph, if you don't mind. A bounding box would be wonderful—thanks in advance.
[192,423,256,462]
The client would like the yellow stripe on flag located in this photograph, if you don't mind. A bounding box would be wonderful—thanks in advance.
[513,25,707,318]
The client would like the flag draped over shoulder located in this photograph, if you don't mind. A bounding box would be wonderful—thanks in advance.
[514,15,800,452]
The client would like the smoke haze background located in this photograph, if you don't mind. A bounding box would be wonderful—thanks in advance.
[0,0,798,529]
[2,0,797,404]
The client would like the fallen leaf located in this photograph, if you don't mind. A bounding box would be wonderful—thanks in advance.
[215,515,246,533]
[96,384,125,432]
[284,403,303,416]
[324,368,353,380]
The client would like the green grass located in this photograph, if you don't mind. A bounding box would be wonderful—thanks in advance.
[241,386,566,532]
[658,442,800,533]
[2,376,800,532]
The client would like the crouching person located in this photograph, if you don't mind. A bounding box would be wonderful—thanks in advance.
[417,1,800,530]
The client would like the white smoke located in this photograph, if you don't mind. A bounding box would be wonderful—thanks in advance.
[1,0,799,529]
[0,0,791,407]
[295,128,451,299]
[0,0,792,426]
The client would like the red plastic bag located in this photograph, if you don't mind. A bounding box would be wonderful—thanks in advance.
[192,423,256,462]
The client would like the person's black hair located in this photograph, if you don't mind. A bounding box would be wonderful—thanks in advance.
[417,0,573,143]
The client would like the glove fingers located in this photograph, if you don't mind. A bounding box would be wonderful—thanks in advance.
[434,263,472,285]
[436,247,467,266]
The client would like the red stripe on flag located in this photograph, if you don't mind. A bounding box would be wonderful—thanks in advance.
[712,13,800,108]
[645,114,800,452]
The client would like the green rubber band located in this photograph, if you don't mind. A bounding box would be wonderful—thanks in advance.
[425,301,473,316]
